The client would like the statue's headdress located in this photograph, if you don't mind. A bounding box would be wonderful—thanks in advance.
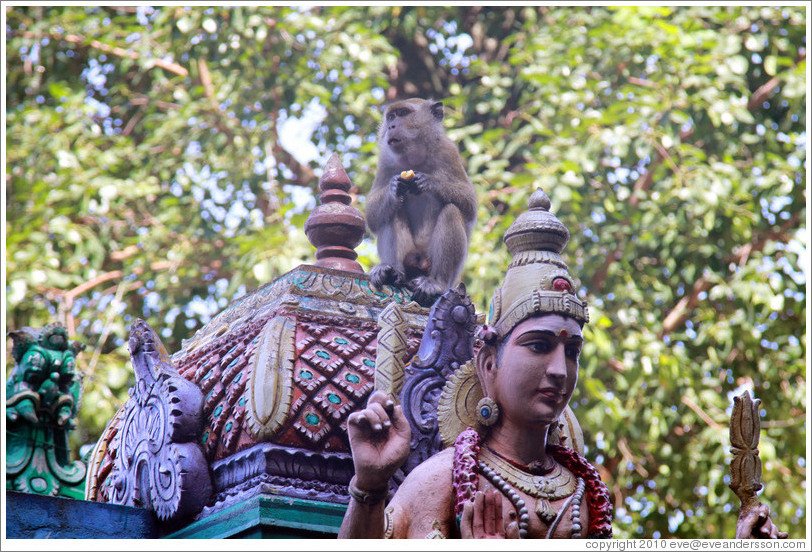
[487,188,588,339]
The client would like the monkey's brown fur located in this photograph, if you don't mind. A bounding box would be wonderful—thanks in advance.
[366,99,477,306]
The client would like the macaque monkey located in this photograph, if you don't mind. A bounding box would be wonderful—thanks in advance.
[365,99,477,307]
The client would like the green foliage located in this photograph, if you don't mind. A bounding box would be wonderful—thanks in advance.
[5,5,806,538]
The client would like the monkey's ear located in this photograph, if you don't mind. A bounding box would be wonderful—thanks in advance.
[430,101,444,121]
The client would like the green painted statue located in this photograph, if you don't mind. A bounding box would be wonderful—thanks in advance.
[6,323,87,498]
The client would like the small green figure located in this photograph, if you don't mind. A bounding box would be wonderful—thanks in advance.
[6,323,87,498]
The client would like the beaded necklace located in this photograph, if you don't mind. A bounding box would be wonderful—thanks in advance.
[480,446,577,524]
[452,428,614,539]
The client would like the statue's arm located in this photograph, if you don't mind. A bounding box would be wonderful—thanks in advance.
[338,446,457,539]
[338,391,411,539]
[338,497,390,539]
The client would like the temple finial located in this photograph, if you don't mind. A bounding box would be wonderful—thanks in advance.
[304,153,366,272]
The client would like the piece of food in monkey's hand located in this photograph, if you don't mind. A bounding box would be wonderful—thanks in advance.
[400,170,416,180]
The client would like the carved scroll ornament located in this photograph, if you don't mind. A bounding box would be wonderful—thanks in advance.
[103,319,212,522]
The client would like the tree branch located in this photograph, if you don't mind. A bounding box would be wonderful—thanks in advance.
[15,29,189,77]
[747,51,805,112]
[660,211,803,336]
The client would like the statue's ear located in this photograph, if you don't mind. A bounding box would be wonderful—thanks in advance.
[475,344,497,397]
[430,101,444,121]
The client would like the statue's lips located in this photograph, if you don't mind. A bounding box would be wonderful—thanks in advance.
[537,387,565,402]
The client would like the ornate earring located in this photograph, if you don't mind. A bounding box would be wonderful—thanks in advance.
[476,397,500,427]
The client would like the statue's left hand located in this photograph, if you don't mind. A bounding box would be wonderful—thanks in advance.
[736,503,788,539]
[460,489,520,539]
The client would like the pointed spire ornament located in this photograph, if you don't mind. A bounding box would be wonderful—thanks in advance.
[304,153,366,272]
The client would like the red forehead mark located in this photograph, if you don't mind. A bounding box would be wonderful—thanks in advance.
[560,329,568,337]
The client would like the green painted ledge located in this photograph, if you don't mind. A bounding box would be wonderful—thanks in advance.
[165,494,348,539]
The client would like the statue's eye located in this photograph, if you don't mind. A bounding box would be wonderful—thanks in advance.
[526,339,553,354]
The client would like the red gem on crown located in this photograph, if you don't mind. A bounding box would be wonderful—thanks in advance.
[553,278,571,292]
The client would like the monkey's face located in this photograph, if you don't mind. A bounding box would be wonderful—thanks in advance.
[379,99,444,164]
[381,104,417,155]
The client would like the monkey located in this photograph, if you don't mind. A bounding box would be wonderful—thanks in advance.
[365,98,477,307]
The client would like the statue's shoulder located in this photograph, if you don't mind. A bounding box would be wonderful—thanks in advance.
[398,447,455,496]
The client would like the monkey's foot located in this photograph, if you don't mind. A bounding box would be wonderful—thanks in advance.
[370,264,406,288]
[408,276,447,307]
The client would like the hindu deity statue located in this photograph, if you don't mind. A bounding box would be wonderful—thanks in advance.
[6,323,87,498]
[338,189,785,539]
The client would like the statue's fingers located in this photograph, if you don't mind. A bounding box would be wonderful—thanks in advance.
[347,410,372,432]
[505,520,520,539]
[460,498,475,539]
[485,489,502,536]
[365,401,391,432]
[366,390,391,408]
[347,408,385,434]
[471,491,487,537]
[768,523,779,539]
[390,405,411,438]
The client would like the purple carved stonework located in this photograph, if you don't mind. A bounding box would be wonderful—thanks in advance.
[102,319,212,523]
[399,283,478,475]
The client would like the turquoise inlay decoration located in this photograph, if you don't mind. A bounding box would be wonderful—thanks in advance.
[300,370,313,380]
[315,350,330,360]
[202,431,209,444]
[227,357,240,370]
[213,405,223,417]
[224,422,233,432]
[345,373,360,384]
[238,396,246,407]
[363,359,375,367]
[305,413,320,425]
[327,393,341,405]
[233,372,242,384]
[334,337,349,345]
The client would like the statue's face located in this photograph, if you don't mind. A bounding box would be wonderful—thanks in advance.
[491,314,582,428]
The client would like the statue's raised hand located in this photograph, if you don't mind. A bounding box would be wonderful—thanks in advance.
[346,390,412,492]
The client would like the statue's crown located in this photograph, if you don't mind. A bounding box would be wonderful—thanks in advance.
[488,188,589,337]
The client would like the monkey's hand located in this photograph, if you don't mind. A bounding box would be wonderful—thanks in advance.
[389,175,411,202]
[407,172,429,194]
[346,391,411,492]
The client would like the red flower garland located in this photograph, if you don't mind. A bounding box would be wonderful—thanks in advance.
[453,428,481,518]
[452,428,613,538]
[547,444,613,538]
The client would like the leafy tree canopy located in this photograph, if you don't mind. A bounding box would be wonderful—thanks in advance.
[5,5,807,538]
